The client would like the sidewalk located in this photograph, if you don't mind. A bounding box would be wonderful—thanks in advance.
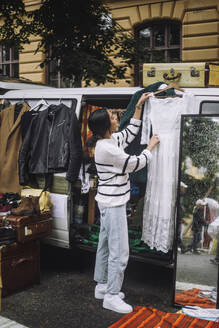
[0,316,28,327]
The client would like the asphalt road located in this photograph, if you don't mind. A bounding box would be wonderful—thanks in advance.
[1,244,179,328]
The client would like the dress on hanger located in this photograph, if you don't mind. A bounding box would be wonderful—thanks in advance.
[141,92,197,253]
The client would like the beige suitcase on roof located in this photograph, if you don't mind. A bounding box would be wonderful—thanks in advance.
[143,62,219,88]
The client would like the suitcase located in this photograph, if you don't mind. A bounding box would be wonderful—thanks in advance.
[143,62,219,88]
[0,241,40,296]
[0,213,52,243]
[0,226,16,245]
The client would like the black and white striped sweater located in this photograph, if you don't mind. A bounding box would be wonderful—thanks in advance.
[94,118,152,207]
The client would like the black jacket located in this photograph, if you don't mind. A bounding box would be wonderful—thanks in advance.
[19,103,82,185]
[192,207,209,232]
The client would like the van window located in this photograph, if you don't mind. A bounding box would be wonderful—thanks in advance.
[200,101,219,114]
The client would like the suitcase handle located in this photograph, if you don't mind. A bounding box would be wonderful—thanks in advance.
[163,72,181,81]
[11,256,33,268]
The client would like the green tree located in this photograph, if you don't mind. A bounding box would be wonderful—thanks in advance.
[181,117,219,214]
[182,117,219,174]
[0,0,133,87]
[0,0,30,49]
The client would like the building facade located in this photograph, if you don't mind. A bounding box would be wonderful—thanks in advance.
[1,0,219,87]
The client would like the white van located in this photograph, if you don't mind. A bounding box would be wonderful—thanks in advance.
[1,86,219,266]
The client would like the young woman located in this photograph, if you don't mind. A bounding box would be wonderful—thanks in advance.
[88,93,160,314]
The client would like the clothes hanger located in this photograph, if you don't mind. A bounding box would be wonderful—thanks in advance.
[15,97,26,111]
[30,97,49,111]
[0,97,11,111]
[153,82,184,97]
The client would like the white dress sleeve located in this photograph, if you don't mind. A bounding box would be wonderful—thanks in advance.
[182,92,198,114]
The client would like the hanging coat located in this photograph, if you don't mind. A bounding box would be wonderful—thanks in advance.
[18,104,82,186]
[0,103,30,194]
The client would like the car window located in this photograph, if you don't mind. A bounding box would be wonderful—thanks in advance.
[200,101,219,114]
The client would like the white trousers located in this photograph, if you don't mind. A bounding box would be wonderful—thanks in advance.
[94,203,129,294]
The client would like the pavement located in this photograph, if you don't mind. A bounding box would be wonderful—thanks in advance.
[0,316,28,328]
[1,244,176,328]
[176,251,218,287]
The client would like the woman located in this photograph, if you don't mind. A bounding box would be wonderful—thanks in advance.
[88,93,160,314]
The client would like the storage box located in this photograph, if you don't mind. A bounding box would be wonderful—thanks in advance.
[0,214,52,244]
[0,241,40,296]
[143,62,219,88]
[36,173,69,194]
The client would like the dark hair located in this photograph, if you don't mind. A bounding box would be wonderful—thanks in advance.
[87,108,111,147]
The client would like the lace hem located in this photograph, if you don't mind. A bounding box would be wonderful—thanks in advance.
[141,237,173,253]
[141,214,175,253]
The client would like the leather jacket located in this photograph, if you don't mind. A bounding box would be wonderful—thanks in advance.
[19,103,82,185]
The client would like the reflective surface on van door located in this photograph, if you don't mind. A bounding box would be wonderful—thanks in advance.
[174,115,219,308]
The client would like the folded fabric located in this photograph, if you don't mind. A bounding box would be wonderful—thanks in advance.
[182,306,219,322]
[175,288,216,308]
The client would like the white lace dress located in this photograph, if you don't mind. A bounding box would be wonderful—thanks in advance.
[141,92,196,253]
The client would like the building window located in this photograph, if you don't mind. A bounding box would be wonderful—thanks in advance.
[135,19,181,85]
[47,59,73,88]
[0,45,19,78]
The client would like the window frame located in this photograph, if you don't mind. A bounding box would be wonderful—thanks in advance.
[200,100,219,115]
[134,19,182,86]
[0,45,19,78]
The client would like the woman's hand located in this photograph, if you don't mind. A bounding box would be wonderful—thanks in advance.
[133,92,151,120]
[147,134,160,152]
[136,92,151,107]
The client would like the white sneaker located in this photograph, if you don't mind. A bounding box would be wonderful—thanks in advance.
[95,284,125,300]
[103,294,133,314]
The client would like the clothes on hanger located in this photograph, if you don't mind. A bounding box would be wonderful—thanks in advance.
[141,83,184,145]
[141,92,197,253]
[20,110,39,140]
[30,98,49,112]
[19,103,82,187]
[119,82,176,185]
[14,102,24,123]
[20,99,49,140]
[0,102,30,194]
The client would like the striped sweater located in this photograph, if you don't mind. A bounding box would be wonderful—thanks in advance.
[94,118,152,207]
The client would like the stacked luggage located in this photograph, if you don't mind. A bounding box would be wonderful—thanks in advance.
[0,192,52,296]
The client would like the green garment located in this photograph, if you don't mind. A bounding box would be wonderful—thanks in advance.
[119,82,176,184]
